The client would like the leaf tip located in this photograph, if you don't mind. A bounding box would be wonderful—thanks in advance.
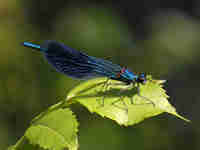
[175,114,191,123]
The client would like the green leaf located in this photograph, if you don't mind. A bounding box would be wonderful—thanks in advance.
[14,107,79,150]
[66,76,190,126]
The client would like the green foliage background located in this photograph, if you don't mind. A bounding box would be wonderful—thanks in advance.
[0,1,199,150]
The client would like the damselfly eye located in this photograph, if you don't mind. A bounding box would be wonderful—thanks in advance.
[138,73,146,84]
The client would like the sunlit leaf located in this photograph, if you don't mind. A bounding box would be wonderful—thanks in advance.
[14,107,79,150]
[66,76,190,126]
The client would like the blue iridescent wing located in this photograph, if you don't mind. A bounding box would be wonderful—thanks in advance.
[42,40,122,79]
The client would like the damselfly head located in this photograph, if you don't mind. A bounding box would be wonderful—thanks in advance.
[136,73,147,84]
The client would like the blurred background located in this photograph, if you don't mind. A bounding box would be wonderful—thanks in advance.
[1,0,200,149]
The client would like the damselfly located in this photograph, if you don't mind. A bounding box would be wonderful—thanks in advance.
[23,40,154,108]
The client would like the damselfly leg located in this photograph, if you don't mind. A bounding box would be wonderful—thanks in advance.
[111,88,128,113]
[135,83,155,107]
[96,78,110,107]
[110,82,155,112]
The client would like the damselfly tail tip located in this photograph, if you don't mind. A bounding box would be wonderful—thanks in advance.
[22,41,41,51]
[22,41,31,46]
[21,41,27,47]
